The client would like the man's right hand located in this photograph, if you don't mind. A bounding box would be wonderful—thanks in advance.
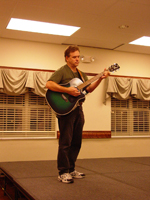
[67,87,81,96]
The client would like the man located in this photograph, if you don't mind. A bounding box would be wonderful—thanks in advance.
[46,45,109,184]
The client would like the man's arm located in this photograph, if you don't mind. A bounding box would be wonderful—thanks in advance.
[86,69,110,93]
[46,81,81,97]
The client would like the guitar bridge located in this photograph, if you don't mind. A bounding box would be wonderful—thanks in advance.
[61,94,68,102]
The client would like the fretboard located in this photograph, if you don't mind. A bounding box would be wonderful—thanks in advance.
[77,71,104,90]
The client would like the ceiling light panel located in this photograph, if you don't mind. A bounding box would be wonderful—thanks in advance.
[129,36,150,47]
[7,18,80,36]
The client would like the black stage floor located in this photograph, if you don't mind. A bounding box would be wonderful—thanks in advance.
[0,157,150,200]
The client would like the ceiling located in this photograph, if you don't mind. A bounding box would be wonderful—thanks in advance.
[1,0,150,55]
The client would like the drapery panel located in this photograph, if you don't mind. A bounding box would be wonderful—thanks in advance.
[1,69,150,100]
[105,76,150,101]
[0,68,52,97]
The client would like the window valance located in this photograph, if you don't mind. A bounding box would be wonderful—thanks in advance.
[1,69,150,101]
[0,68,52,97]
[105,76,150,101]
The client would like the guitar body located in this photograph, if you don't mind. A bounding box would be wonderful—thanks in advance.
[46,78,85,115]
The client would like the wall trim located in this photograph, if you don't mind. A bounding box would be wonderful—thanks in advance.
[57,131,111,139]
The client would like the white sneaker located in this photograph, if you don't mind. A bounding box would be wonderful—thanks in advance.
[70,170,85,179]
[58,173,74,183]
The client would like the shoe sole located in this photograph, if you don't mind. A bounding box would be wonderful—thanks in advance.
[71,176,85,179]
[58,178,74,184]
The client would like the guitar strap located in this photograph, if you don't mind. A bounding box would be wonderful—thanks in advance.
[76,68,85,82]
[76,68,89,94]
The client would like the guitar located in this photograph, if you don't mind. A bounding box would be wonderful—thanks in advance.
[46,63,120,115]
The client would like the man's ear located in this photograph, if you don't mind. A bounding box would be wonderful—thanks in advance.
[65,56,69,62]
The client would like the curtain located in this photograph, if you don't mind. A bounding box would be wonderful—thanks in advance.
[0,68,52,97]
[105,76,150,101]
[1,69,150,100]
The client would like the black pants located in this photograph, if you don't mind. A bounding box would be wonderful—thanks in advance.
[57,106,85,175]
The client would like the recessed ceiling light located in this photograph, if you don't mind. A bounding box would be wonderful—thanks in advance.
[7,18,80,36]
[118,25,129,29]
[129,36,150,47]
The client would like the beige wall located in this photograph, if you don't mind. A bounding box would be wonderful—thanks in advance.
[0,38,150,162]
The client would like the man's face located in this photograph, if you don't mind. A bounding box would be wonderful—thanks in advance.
[66,50,80,67]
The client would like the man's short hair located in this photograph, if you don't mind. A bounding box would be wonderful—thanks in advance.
[64,45,80,60]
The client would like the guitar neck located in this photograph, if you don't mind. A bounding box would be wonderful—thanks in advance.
[77,71,105,90]
[77,63,120,90]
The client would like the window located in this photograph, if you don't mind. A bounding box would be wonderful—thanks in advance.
[111,97,150,137]
[0,91,56,139]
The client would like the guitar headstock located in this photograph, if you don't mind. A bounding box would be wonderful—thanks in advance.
[108,63,120,72]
